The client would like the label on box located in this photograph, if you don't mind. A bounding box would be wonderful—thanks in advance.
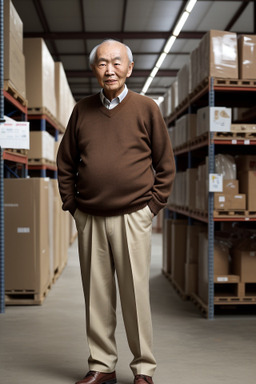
[0,120,30,149]
[217,277,228,282]
[209,173,223,192]
[219,196,225,202]
[17,227,30,233]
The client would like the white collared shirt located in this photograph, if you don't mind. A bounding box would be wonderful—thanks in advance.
[100,85,128,110]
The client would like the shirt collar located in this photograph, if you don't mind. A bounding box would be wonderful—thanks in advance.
[100,85,128,109]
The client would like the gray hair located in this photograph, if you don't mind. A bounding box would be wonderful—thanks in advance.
[89,39,133,67]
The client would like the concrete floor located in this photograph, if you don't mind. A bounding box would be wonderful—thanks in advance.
[1,233,256,384]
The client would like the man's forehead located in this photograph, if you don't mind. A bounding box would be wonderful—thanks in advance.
[96,43,127,59]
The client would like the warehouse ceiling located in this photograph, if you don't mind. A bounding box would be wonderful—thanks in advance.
[12,0,256,101]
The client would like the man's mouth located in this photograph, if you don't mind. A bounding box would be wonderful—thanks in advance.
[105,79,117,84]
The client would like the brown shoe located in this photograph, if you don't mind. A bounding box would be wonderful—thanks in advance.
[75,371,117,384]
[134,375,154,384]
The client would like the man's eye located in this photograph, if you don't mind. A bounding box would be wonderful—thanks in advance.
[99,63,106,67]
[115,62,120,66]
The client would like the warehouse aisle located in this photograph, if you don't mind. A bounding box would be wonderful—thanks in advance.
[1,233,256,384]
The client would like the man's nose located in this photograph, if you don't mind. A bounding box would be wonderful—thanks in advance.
[105,63,115,75]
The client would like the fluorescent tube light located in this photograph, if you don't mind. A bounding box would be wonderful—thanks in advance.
[142,77,153,94]
[173,11,189,36]
[163,35,176,53]
[186,0,197,13]
[150,66,159,78]
[155,52,167,68]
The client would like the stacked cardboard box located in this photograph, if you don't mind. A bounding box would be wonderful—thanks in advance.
[189,30,238,95]
[185,168,197,211]
[4,0,26,99]
[55,62,76,130]
[28,131,56,163]
[195,164,207,211]
[236,155,256,212]
[231,237,256,283]
[24,38,57,119]
[177,63,189,105]
[4,178,71,304]
[4,179,51,302]
[185,224,206,295]
[171,80,178,113]
[171,220,187,291]
[174,114,196,147]
[198,232,230,304]
[162,88,172,118]
[214,179,246,211]
[162,219,172,275]
[196,106,232,136]
[238,35,256,79]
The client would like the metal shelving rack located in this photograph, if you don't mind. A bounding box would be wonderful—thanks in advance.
[166,77,256,319]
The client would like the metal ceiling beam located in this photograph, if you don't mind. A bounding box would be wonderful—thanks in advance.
[225,0,250,30]
[121,0,128,36]
[23,31,206,40]
[54,51,190,57]
[66,69,178,78]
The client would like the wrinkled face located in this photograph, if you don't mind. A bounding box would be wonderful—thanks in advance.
[92,41,134,101]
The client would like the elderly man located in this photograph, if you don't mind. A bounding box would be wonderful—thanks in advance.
[57,39,175,384]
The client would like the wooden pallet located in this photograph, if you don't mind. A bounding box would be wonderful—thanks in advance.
[213,210,256,219]
[4,148,28,156]
[231,124,256,133]
[5,286,50,306]
[28,106,63,131]
[214,131,256,140]
[28,158,56,166]
[213,78,256,88]
[4,80,28,107]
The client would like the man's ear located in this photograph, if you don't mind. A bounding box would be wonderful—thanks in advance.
[127,62,134,78]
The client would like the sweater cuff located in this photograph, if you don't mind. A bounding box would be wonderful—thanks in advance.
[62,199,77,217]
[148,199,162,216]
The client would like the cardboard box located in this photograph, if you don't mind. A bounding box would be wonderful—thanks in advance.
[4,34,26,99]
[186,168,197,210]
[162,219,172,274]
[55,62,74,129]
[171,220,187,291]
[24,38,57,118]
[171,80,178,113]
[4,178,51,294]
[214,193,246,210]
[199,30,238,82]
[187,114,197,141]
[186,224,206,264]
[178,63,189,105]
[185,263,198,295]
[238,35,256,79]
[28,131,55,162]
[4,0,23,50]
[198,232,230,304]
[232,249,256,283]
[197,106,232,135]
[222,179,239,194]
[238,171,256,211]
[236,155,256,172]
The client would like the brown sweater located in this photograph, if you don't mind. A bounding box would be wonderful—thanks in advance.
[57,90,175,217]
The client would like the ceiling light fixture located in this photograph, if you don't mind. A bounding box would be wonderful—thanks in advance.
[140,0,197,95]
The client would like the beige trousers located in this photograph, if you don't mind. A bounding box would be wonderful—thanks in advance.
[74,205,156,376]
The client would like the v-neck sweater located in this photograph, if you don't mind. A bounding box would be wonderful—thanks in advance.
[57,90,175,217]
